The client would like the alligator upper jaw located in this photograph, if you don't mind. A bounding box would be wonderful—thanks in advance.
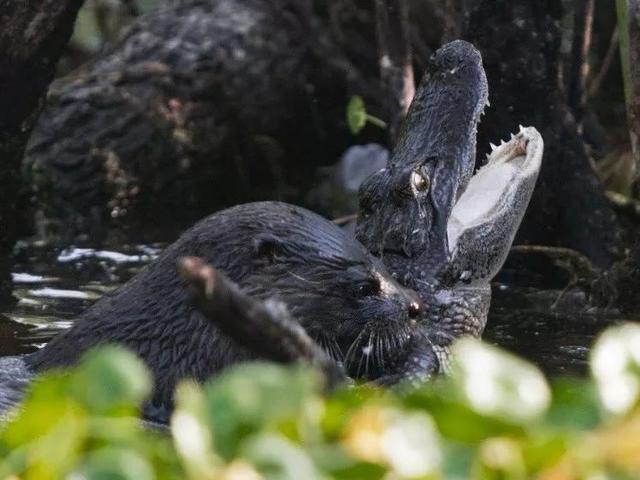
[356,40,489,265]
[392,39,489,197]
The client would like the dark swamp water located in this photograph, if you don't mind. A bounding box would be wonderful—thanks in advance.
[0,238,636,378]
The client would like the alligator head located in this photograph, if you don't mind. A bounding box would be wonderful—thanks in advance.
[358,41,487,279]
[355,40,544,382]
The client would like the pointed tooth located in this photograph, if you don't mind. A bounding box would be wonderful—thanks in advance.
[485,153,491,160]
[486,99,491,107]
[500,139,506,146]
[519,124,525,132]
[510,133,515,140]
[490,142,498,151]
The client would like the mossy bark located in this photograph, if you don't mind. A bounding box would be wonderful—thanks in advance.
[24,0,384,239]
[0,0,84,302]
[462,0,621,268]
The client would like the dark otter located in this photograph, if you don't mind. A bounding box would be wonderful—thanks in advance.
[29,202,421,417]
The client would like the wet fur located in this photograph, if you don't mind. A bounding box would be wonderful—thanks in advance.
[31,202,418,414]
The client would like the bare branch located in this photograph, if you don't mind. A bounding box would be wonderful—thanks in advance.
[568,0,594,121]
[588,27,619,99]
[178,257,346,389]
[374,0,415,144]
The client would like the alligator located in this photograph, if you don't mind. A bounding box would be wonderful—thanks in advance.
[0,40,543,418]
[356,40,543,380]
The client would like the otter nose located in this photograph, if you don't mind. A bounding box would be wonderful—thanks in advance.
[408,300,422,318]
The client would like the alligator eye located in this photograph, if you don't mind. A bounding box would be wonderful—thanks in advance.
[358,277,381,297]
[411,171,430,192]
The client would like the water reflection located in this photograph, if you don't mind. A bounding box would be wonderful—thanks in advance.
[1,244,161,354]
[0,243,636,378]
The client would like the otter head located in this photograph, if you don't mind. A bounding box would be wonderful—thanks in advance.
[242,219,424,381]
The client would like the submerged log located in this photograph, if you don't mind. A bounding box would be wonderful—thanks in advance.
[462,0,622,268]
[0,0,84,302]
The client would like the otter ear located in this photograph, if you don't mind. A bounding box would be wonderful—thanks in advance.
[252,233,286,263]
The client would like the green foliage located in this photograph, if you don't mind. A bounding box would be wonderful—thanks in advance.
[2,325,640,479]
[346,96,387,135]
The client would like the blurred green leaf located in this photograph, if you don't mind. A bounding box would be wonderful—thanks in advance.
[520,433,568,474]
[346,96,387,135]
[471,437,526,480]
[171,381,220,479]
[451,338,551,424]
[591,323,640,416]
[1,372,77,446]
[402,383,523,443]
[326,460,386,480]
[81,447,155,480]
[242,433,322,480]
[1,324,640,478]
[545,378,601,429]
[70,345,152,413]
[321,384,384,440]
[346,96,367,134]
[442,443,474,480]
[203,363,320,458]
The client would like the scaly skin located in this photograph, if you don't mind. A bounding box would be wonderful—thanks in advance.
[357,41,544,381]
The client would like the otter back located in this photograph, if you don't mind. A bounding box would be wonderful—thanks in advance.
[30,201,419,418]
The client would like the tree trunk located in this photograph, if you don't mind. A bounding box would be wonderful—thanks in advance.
[374,0,415,144]
[0,0,85,302]
[567,0,594,123]
[462,0,621,267]
[617,0,640,191]
[24,0,381,239]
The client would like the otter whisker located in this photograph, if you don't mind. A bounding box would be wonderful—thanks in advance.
[345,328,367,370]
[383,333,393,357]
[284,270,321,286]
[364,332,374,378]
[324,335,343,363]
[351,330,371,379]
[331,337,344,362]
[374,335,384,368]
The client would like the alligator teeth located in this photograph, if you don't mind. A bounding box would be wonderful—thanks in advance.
[490,142,498,151]
[519,124,525,132]
[510,133,515,140]
[500,140,506,146]
[486,99,491,107]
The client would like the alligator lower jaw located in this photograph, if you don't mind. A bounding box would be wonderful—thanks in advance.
[447,125,543,252]
[484,125,542,170]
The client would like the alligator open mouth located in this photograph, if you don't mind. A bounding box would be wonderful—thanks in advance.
[356,40,490,269]
[356,40,544,290]
[447,126,543,260]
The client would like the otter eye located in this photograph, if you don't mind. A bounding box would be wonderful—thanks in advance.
[358,277,381,297]
[411,170,430,192]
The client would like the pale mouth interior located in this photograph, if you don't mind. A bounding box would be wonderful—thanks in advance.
[447,126,539,250]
